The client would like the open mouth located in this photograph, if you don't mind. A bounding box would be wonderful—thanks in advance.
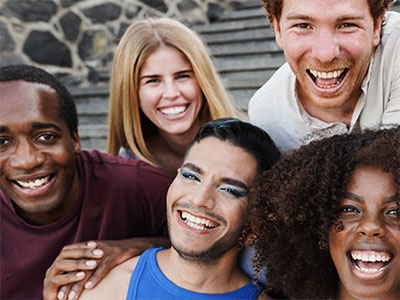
[159,105,188,117]
[348,250,393,274]
[179,210,219,231]
[12,174,55,190]
[307,68,348,89]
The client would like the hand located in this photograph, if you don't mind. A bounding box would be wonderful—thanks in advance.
[43,237,170,300]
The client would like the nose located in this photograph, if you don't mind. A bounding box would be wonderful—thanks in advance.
[9,139,45,170]
[162,80,180,99]
[190,182,216,210]
[311,30,340,63]
[356,213,387,239]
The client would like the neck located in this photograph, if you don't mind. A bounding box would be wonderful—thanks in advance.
[156,247,249,294]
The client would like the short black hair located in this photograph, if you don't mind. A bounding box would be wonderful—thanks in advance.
[186,118,281,174]
[0,64,78,135]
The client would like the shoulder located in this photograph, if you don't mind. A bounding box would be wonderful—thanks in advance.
[80,256,140,300]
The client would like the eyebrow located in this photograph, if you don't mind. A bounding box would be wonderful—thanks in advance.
[0,125,10,133]
[139,69,193,81]
[181,162,249,191]
[344,192,399,204]
[31,122,62,132]
[285,14,364,22]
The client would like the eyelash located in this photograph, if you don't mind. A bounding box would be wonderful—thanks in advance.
[339,205,360,214]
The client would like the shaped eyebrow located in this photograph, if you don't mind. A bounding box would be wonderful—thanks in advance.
[31,122,62,132]
[344,192,399,204]
[0,125,10,133]
[181,162,249,191]
[139,69,193,80]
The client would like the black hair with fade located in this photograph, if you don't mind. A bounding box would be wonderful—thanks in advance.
[0,64,78,135]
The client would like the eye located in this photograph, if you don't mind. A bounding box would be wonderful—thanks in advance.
[339,23,356,29]
[339,205,360,215]
[176,74,191,80]
[294,23,311,29]
[180,168,201,183]
[145,78,160,84]
[36,133,57,142]
[386,207,399,217]
[0,137,12,147]
[219,186,248,198]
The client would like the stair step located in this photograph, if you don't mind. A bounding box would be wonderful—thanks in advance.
[216,56,285,72]
[203,28,275,44]
[219,8,266,22]
[210,40,281,57]
[194,18,269,34]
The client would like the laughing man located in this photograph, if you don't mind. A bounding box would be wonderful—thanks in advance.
[76,119,280,300]
[249,0,400,152]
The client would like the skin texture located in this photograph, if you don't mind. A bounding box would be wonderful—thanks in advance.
[0,80,80,225]
[78,137,272,299]
[329,166,400,300]
[139,45,204,139]
[272,0,383,124]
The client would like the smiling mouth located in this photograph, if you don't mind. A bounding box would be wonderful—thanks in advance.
[307,68,348,89]
[349,250,393,274]
[159,105,188,117]
[12,175,54,190]
[179,210,219,231]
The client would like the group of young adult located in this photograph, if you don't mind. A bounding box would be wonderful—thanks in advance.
[1,0,399,299]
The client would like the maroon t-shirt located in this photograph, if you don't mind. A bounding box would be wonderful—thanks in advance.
[0,150,172,299]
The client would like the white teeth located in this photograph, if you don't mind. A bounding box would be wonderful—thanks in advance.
[351,251,391,263]
[360,267,379,274]
[309,69,344,79]
[180,211,218,230]
[16,176,50,189]
[160,105,187,116]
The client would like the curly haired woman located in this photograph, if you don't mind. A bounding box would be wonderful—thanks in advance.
[250,127,400,299]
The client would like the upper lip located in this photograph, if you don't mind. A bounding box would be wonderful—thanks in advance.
[347,243,395,256]
[158,103,188,109]
[9,172,53,182]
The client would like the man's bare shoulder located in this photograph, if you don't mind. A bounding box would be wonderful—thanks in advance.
[80,255,140,300]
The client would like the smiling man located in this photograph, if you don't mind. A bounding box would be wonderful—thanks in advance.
[249,0,400,152]
[76,118,280,300]
[0,65,172,300]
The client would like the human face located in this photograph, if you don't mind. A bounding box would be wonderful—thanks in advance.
[274,0,383,117]
[166,137,257,265]
[0,81,81,225]
[138,46,204,139]
[329,166,400,300]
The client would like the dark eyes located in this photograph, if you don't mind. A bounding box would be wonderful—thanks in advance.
[339,205,360,214]
[180,169,200,182]
[37,133,57,142]
[220,187,248,198]
[0,137,11,148]
[386,207,399,216]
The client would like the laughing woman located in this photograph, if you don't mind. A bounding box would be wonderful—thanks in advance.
[107,18,240,177]
[250,127,400,300]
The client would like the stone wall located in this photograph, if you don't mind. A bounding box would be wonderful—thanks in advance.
[0,0,248,87]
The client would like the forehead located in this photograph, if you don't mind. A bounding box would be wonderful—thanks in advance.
[0,80,61,127]
[141,46,191,71]
[185,137,257,183]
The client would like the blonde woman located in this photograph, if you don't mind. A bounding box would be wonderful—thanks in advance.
[107,18,240,176]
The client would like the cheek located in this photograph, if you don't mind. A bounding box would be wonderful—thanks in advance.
[139,87,159,112]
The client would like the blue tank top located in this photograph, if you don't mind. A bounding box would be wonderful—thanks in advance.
[126,247,262,300]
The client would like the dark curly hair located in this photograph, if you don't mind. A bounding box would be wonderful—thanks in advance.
[249,127,400,299]
[262,0,395,27]
[0,64,78,135]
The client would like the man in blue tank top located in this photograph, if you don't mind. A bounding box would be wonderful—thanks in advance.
[78,119,280,299]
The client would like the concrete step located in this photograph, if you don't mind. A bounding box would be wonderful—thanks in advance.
[215,55,285,73]
[218,8,266,22]
[210,39,281,57]
[203,27,275,44]
[78,124,108,150]
[194,18,269,34]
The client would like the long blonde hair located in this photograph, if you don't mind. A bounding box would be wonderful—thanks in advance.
[107,18,239,166]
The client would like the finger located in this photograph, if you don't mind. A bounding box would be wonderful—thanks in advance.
[82,255,116,289]
[56,285,71,300]
[49,258,99,276]
[66,272,93,300]
[56,246,104,261]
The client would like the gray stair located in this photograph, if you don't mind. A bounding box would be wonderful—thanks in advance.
[70,0,400,150]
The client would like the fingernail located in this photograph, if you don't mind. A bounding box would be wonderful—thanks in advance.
[76,271,85,278]
[68,291,76,300]
[85,260,96,267]
[92,249,103,256]
[87,241,96,248]
[57,291,65,300]
[85,281,93,289]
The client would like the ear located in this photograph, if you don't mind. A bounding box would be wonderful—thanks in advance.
[272,16,283,49]
[72,130,81,153]
[373,14,385,47]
